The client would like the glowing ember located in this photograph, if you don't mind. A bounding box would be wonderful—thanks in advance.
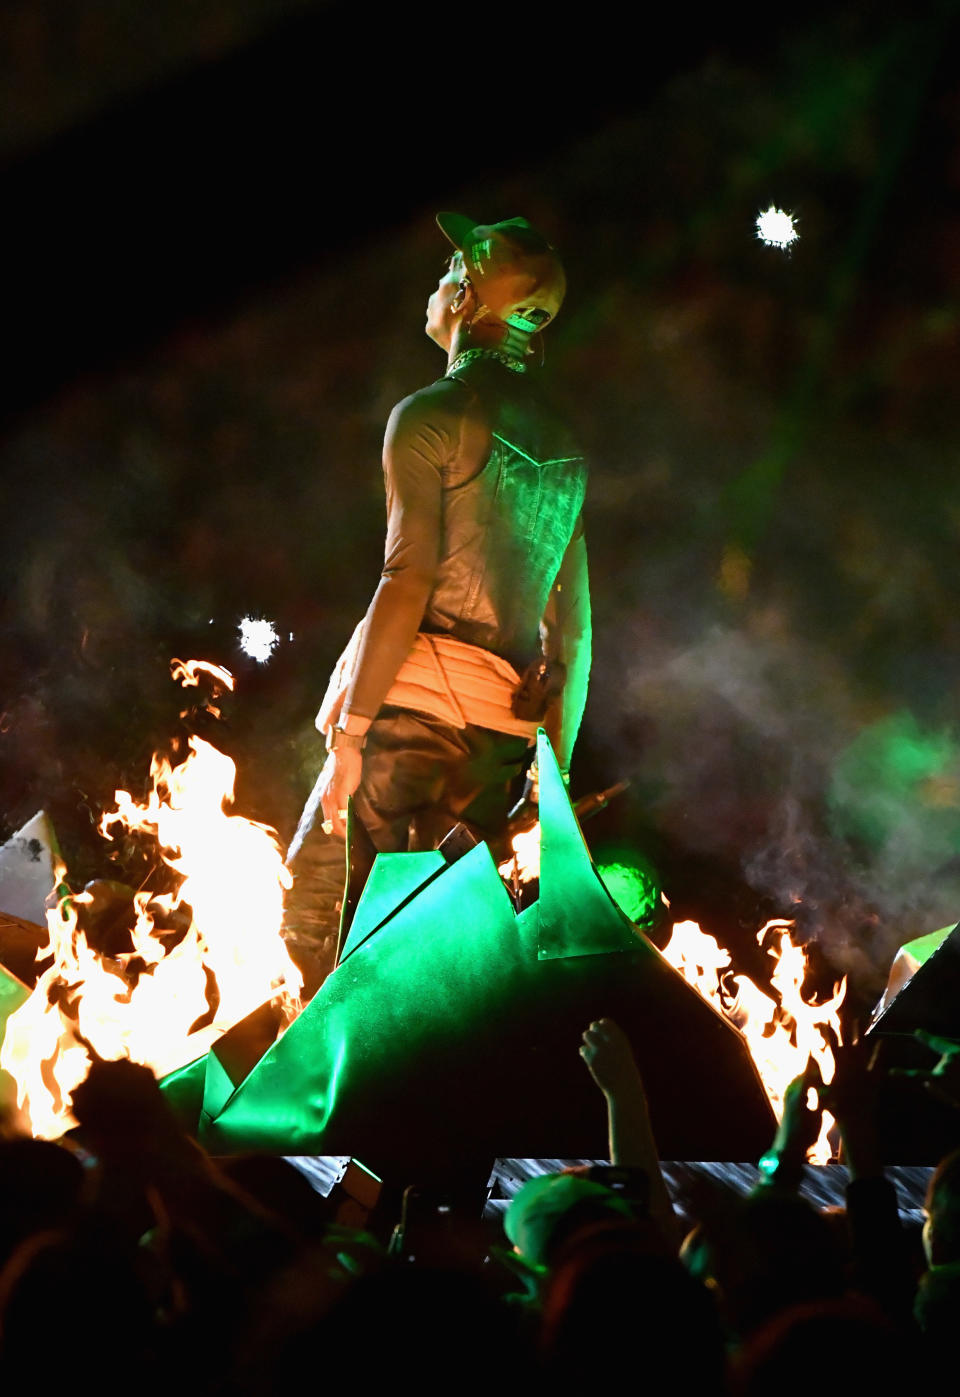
[171,658,234,690]
[238,617,280,663]
[755,205,798,249]
[498,823,541,886]
[0,660,302,1139]
[663,918,845,1164]
[171,657,233,718]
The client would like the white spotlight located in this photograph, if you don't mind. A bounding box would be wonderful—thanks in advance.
[238,616,280,663]
[755,205,798,250]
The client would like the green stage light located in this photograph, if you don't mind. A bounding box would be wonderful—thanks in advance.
[597,859,660,926]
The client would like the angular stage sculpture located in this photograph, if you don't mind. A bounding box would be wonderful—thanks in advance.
[867,921,960,1164]
[162,733,775,1176]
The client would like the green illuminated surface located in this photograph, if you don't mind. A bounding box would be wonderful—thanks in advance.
[340,851,445,963]
[201,836,523,1153]
[0,963,28,1028]
[202,1046,236,1123]
[899,924,953,968]
[157,1052,207,1132]
[537,733,640,960]
[191,732,639,1152]
[0,964,29,1121]
[597,861,659,925]
[160,731,775,1163]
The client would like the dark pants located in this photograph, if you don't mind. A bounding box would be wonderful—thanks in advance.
[283,707,530,984]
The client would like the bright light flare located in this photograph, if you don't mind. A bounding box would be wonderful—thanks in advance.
[755,205,798,250]
[239,617,280,663]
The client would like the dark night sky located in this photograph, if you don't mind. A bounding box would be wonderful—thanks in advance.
[2,1,959,1005]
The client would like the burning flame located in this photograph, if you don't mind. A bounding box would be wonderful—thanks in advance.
[497,823,541,887]
[170,658,234,691]
[663,918,845,1164]
[0,661,302,1140]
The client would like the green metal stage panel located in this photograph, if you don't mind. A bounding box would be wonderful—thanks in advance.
[0,962,30,1122]
[535,729,642,961]
[340,850,446,964]
[182,733,775,1170]
[200,837,530,1155]
[159,1052,208,1132]
[868,922,960,1163]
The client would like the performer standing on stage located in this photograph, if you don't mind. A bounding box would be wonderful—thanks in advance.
[284,212,591,968]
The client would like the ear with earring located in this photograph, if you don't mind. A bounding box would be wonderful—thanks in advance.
[453,277,473,315]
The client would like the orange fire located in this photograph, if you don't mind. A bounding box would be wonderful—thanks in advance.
[0,660,302,1140]
[663,918,845,1164]
[497,822,541,887]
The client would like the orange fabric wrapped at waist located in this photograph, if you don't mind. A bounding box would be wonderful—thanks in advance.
[317,625,537,740]
[387,633,537,738]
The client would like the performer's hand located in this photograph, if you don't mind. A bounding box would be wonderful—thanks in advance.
[318,748,363,840]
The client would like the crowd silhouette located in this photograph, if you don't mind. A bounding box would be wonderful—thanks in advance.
[0,1016,956,1393]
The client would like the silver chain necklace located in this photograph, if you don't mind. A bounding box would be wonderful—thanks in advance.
[445,347,527,377]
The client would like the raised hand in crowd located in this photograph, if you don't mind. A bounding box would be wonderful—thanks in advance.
[822,1034,914,1322]
[756,1056,823,1193]
[891,1029,960,1112]
[580,1017,678,1246]
[820,1032,883,1180]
